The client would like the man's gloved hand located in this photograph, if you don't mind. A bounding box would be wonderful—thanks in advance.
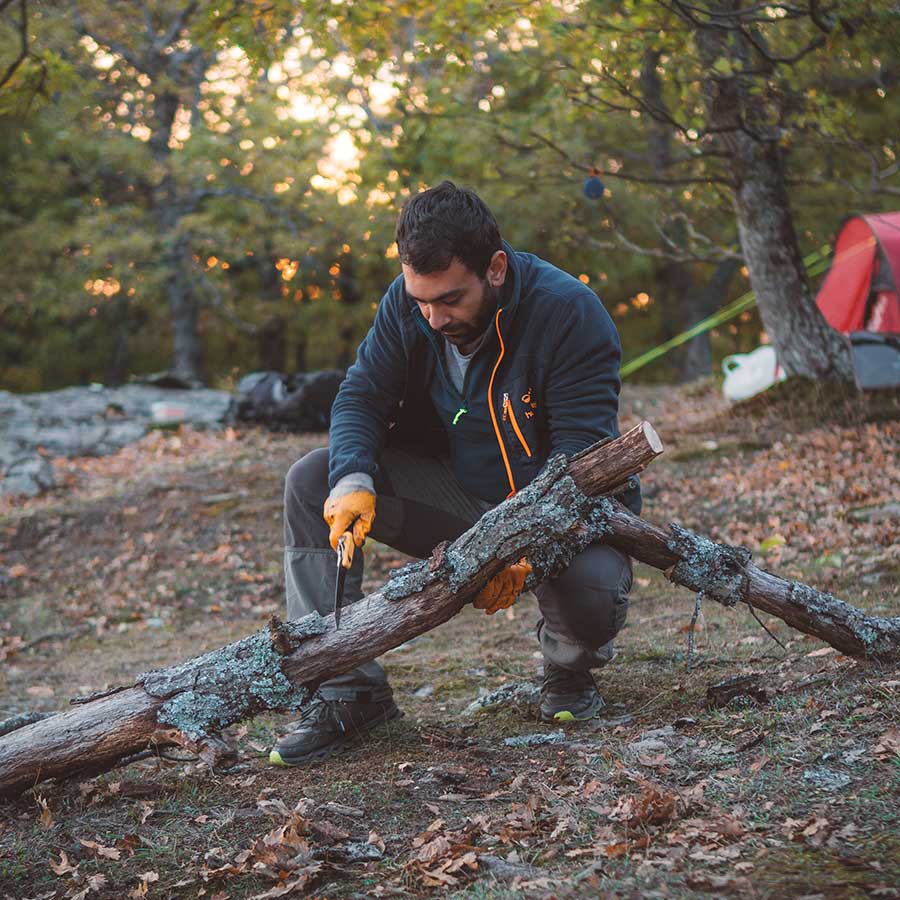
[473,558,532,615]
[323,490,376,551]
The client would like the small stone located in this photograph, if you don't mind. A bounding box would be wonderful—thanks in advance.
[504,730,567,748]
[0,455,55,498]
[802,767,851,791]
[464,681,539,715]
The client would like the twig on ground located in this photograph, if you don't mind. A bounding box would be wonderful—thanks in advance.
[746,602,789,651]
[687,591,704,670]
[21,625,92,653]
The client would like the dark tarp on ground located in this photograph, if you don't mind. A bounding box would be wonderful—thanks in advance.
[233,370,345,432]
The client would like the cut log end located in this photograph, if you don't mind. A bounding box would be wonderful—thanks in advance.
[641,421,664,455]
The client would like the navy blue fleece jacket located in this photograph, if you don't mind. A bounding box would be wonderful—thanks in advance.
[327,242,641,512]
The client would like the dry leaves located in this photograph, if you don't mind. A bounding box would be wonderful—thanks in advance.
[128,871,159,899]
[35,795,53,830]
[645,418,900,573]
[406,818,481,887]
[0,632,25,661]
[607,783,679,829]
[78,838,121,860]
[196,797,385,895]
[782,814,831,846]
[873,727,900,759]
[49,851,76,876]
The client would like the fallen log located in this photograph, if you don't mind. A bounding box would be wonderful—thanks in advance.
[1,421,897,798]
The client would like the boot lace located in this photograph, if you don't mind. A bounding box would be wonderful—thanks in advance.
[542,662,596,695]
[296,694,345,731]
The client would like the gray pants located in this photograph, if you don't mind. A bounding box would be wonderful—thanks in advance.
[284,446,632,701]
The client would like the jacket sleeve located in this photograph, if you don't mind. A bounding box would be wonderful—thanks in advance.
[543,290,642,514]
[328,280,407,489]
[544,289,622,459]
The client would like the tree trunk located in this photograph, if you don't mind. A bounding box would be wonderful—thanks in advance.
[3,422,897,798]
[152,84,205,385]
[167,268,204,385]
[679,258,740,381]
[107,293,130,385]
[0,424,661,798]
[257,315,288,372]
[75,10,208,384]
[693,5,854,381]
[295,333,308,373]
[654,255,697,378]
[729,142,852,379]
[641,47,712,383]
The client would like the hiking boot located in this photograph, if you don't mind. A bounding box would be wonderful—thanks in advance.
[539,661,605,723]
[269,694,402,766]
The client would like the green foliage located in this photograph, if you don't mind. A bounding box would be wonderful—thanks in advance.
[1,1,898,390]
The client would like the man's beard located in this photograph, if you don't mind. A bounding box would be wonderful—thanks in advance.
[442,280,501,351]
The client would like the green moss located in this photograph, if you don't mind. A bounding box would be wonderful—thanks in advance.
[667,523,751,606]
[145,615,328,740]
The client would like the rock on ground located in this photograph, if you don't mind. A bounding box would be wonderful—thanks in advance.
[0,384,233,498]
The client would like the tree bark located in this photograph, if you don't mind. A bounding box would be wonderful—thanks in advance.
[638,49,739,382]
[0,424,660,798]
[693,3,855,381]
[166,245,204,385]
[640,47,710,382]
[678,258,740,381]
[75,7,209,384]
[3,422,898,798]
[728,141,852,380]
[107,292,130,385]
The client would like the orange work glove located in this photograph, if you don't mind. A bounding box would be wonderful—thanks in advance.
[323,490,376,551]
[473,558,532,615]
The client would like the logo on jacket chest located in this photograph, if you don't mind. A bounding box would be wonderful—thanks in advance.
[504,386,537,421]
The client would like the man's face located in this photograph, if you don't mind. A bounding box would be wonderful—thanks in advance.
[402,252,507,350]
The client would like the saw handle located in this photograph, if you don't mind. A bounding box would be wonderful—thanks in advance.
[337,532,355,569]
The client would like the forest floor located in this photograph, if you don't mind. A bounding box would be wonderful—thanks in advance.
[1,379,899,900]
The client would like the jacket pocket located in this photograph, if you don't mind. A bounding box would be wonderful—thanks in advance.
[502,393,532,458]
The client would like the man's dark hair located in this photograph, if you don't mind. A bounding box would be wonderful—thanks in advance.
[395,181,502,277]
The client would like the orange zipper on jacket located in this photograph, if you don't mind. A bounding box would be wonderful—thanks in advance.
[503,394,532,458]
[487,308,517,497]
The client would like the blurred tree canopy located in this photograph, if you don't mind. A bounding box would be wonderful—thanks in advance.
[1,0,897,391]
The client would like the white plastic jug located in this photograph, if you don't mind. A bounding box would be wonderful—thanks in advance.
[721,345,786,403]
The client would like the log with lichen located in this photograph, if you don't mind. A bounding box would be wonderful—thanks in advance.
[0,424,662,798]
[2,420,898,798]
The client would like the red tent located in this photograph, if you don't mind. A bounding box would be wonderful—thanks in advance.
[815,211,900,334]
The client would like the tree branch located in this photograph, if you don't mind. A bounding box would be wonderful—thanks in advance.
[188,264,259,337]
[0,0,28,90]
[184,186,306,238]
[526,129,735,187]
[155,0,199,54]
[71,4,151,76]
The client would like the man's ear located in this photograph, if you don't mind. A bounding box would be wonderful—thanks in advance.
[487,250,507,287]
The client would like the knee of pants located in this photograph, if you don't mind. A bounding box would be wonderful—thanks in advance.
[285,446,330,508]
[560,586,629,649]
[540,550,631,649]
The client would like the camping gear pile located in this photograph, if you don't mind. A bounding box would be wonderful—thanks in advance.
[232,369,345,432]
